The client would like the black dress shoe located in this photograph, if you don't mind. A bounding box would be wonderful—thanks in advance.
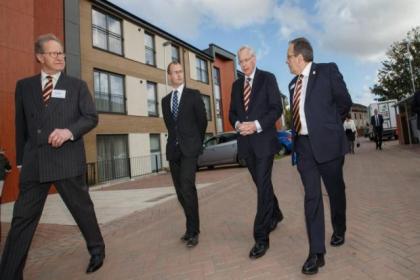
[186,235,199,248]
[302,253,325,275]
[86,253,105,274]
[330,233,345,247]
[269,212,284,232]
[180,233,190,242]
[249,242,269,259]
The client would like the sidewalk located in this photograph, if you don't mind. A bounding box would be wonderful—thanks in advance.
[2,138,420,279]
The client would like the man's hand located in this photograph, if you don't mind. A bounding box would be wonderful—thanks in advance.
[238,122,257,136]
[48,129,73,148]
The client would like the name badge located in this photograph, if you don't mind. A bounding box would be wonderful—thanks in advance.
[51,89,66,99]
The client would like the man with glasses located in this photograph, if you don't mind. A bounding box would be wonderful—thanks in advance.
[0,34,105,279]
[286,37,352,275]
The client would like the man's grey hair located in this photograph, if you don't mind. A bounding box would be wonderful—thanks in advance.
[34,33,63,54]
[289,37,313,62]
[237,45,256,58]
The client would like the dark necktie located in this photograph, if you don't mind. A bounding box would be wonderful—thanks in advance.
[243,77,251,111]
[172,90,179,119]
[43,76,53,104]
[292,74,304,133]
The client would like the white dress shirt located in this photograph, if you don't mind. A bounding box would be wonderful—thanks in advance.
[235,68,262,133]
[41,71,61,90]
[297,62,312,135]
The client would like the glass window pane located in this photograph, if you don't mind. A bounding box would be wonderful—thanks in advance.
[92,10,106,29]
[144,34,153,48]
[171,46,179,62]
[109,36,122,54]
[93,29,107,49]
[110,75,123,95]
[99,72,108,94]
[150,135,160,152]
[94,72,100,93]
[107,16,121,35]
[147,82,157,115]
[145,49,155,65]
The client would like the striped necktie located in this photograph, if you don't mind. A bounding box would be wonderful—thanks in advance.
[292,74,304,133]
[43,76,53,104]
[243,77,251,111]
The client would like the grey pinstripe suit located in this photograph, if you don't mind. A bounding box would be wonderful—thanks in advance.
[0,73,105,279]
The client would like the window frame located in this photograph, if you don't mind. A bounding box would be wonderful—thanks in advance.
[91,8,123,56]
[144,32,156,66]
[147,81,159,117]
[93,69,126,114]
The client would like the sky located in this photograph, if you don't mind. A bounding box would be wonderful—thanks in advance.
[110,0,420,106]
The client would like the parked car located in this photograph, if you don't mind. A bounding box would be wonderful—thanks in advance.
[276,130,292,155]
[197,132,246,169]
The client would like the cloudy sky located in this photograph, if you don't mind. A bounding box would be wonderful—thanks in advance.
[110,0,420,106]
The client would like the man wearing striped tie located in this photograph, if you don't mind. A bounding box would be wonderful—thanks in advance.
[0,34,105,279]
[287,37,352,275]
[229,46,284,259]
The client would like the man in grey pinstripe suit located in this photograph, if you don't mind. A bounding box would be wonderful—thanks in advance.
[0,34,105,279]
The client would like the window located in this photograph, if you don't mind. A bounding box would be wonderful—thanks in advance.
[201,94,212,121]
[150,134,162,172]
[94,70,125,113]
[92,9,122,55]
[97,135,129,182]
[147,82,158,117]
[145,33,156,66]
[171,45,180,62]
[196,57,209,83]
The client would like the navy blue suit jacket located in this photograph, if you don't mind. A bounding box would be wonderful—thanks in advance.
[229,68,282,159]
[289,63,352,164]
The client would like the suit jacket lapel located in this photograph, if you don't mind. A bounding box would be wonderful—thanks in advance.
[248,68,262,112]
[30,74,44,115]
[163,93,174,124]
[177,88,189,118]
[305,63,317,103]
[41,73,65,123]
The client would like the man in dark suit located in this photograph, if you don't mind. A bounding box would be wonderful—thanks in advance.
[0,34,105,279]
[161,61,207,248]
[229,46,283,259]
[370,109,384,150]
[287,37,352,275]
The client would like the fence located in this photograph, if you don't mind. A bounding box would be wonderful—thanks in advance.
[86,153,164,186]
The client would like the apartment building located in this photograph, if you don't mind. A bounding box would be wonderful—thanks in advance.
[77,0,217,184]
[0,0,220,201]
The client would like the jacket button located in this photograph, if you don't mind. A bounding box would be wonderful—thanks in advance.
[37,129,41,134]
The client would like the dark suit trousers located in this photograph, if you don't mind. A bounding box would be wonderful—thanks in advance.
[246,153,281,244]
[296,136,346,254]
[373,127,383,149]
[169,156,200,236]
[0,175,104,280]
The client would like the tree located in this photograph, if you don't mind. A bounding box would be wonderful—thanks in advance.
[371,27,420,101]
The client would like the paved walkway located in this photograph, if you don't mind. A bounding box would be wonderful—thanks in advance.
[1,138,420,279]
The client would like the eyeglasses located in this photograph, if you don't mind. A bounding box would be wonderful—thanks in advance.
[42,52,66,58]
